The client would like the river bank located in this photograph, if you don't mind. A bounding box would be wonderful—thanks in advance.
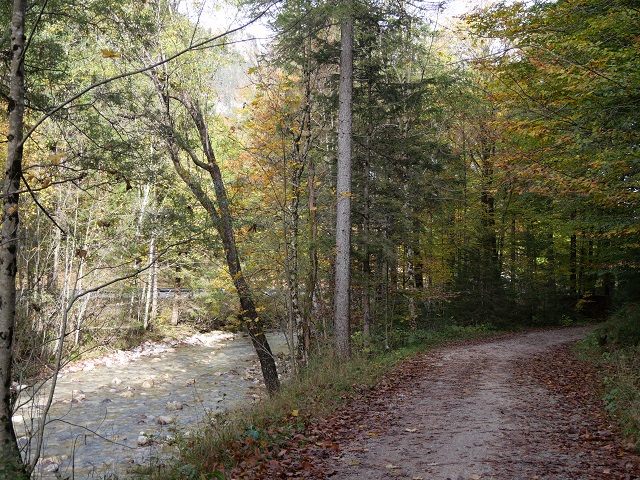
[15,330,289,479]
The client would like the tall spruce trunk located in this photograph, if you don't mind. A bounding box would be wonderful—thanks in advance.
[0,0,29,477]
[334,1,354,359]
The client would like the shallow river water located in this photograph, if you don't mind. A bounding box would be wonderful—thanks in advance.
[14,331,289,479]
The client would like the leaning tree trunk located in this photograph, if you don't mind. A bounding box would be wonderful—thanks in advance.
[184,99,281,395]
[0,1,29,477]
[149,71,281,395]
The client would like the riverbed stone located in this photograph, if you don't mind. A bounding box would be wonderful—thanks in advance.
[137,433,150,446]
[166,401,183,410]
[156,415,175,425]
[71,390,86,402]
[141,379,155,388]
[43,462,59,473]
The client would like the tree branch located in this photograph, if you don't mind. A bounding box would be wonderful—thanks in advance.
[18,2,281,149]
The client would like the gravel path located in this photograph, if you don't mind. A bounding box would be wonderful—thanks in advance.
[323,327,639,480]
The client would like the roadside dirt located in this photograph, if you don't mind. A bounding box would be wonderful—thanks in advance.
[254,327,640,479]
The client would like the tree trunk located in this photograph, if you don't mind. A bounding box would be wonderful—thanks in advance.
[362,144,371,339]
[171,263,181,326]
[334,1,354,359]
[303,142,317,360]
[0,0,29,477]
[143,236,157,330]
[154,86,281,395]
[407,246,417,331]
[282,150,303,371]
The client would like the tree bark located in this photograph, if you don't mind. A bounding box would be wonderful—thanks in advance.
[0,0,29,477]
[303,139,317,359]
[334,1,354,359]
[152,83,281,395]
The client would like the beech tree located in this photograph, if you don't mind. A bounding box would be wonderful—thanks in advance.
[462,0,640,316]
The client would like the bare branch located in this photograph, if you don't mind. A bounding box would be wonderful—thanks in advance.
[19,173,66,234]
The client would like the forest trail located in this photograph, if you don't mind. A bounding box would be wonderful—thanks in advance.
[281,327,640,480]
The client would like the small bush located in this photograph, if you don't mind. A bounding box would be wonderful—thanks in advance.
[579,303,640,448]
[593,303,640,350]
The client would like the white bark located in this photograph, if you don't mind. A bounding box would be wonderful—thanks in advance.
[0,1,29,476]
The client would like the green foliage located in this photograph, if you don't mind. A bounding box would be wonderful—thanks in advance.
[579,304,640,446]
[593,303,640,351]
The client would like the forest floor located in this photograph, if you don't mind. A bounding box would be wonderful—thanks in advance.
[248,327,640,480]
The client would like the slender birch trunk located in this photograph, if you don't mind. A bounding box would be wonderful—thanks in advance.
[143,236,157,330]
[0,0,29,476]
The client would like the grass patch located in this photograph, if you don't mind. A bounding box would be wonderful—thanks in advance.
[135,323,502,479]
[576,304,640,450]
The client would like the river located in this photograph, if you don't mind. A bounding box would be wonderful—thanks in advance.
[14,331,289,479]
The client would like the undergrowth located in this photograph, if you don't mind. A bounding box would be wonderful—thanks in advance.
[136,323,500,479]
[577,303,640,450]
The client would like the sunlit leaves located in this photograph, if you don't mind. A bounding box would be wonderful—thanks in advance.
[100,48,122,58]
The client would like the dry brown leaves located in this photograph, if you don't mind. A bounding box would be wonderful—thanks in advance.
[211,337,639,480]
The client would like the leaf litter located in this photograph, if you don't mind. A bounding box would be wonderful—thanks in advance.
[217,327,639,479]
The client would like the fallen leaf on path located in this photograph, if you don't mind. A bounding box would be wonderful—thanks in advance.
[469,475,481,480]
[385,463,399,469]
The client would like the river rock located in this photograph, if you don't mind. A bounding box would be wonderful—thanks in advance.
[166,401,183,411]
[120,390,134,398]
[43,462,59,473]
[137,432,150,446]
[141,379,155,388]
[42,454,69,465]
[156,415,175,425]
[111,377,122,385]
[71,391,86,402]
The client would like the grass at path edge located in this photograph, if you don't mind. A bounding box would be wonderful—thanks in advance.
[138,323,598,479]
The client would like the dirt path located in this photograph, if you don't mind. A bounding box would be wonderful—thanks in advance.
[317,327,639,480]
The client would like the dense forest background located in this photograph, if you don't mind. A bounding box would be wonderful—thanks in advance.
[0,0,638,476]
